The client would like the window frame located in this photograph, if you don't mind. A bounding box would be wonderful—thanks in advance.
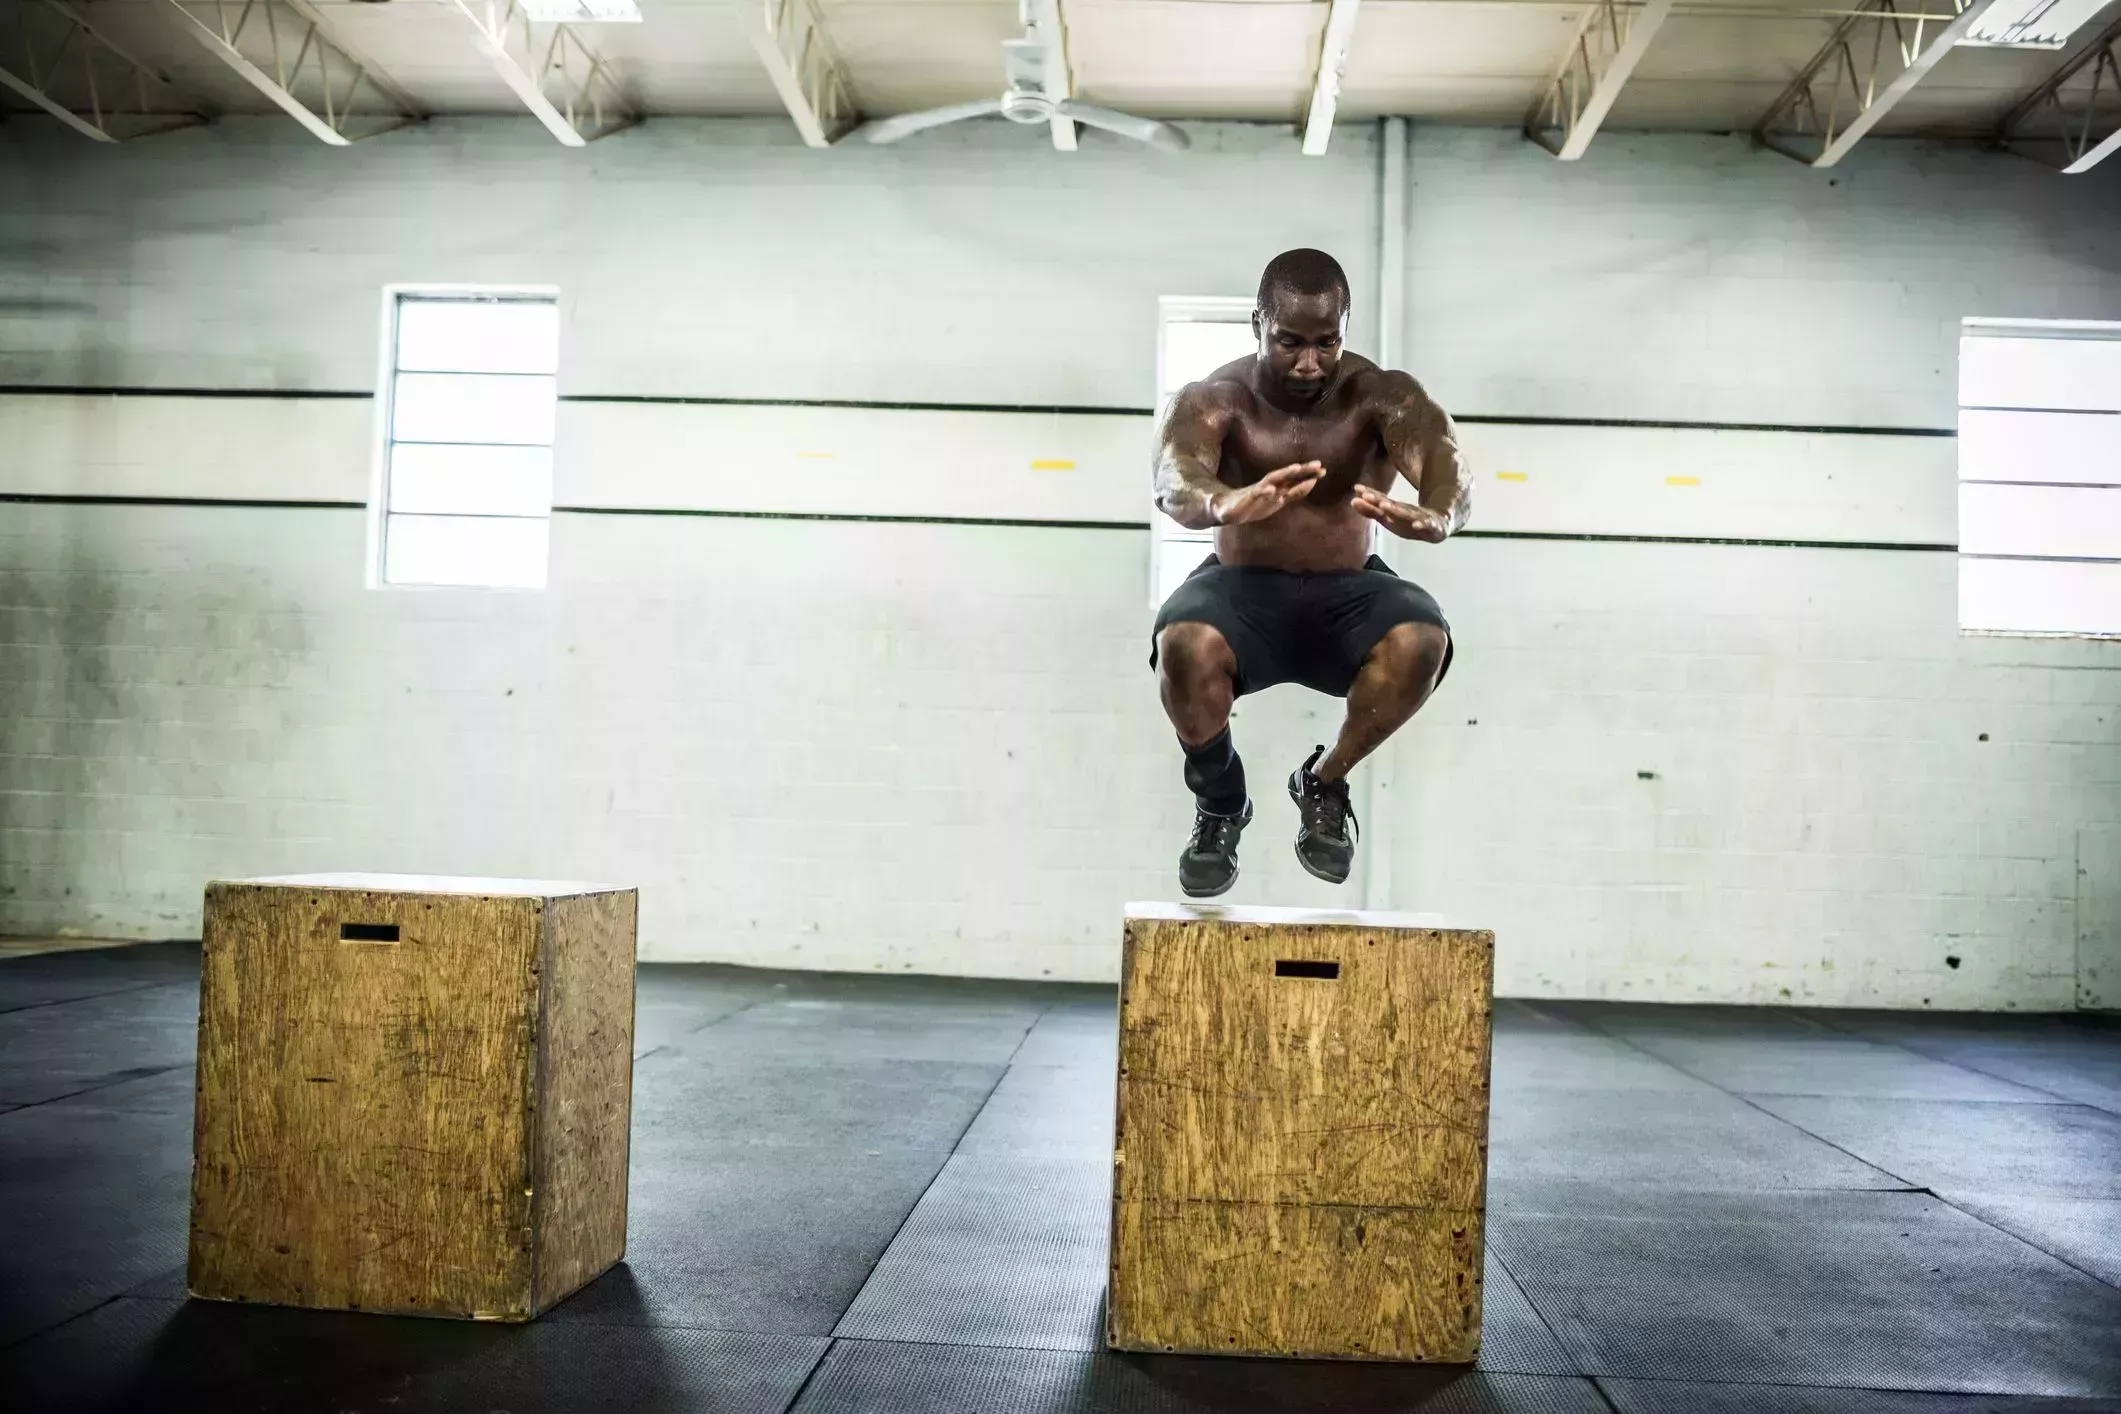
[1956,316,2121,640]
[367,282,563,591]
[1152,295,1257,610]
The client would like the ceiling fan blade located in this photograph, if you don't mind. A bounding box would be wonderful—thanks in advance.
[858,100,1008,145]
[1056,101,1189,153]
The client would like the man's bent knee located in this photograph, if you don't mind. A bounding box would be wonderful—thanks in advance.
[1157,621,1236,683]
[1369,622,1449,688]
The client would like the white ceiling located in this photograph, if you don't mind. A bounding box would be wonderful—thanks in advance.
[11,0,2121,143]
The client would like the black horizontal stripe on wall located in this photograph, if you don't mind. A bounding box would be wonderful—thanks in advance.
[0,385,1959,437]
[551,505,1149,532]
[570,401,1958,436]
[1,494,1959,550]
[0,385,1146,417]
[557,511,1956,549]
[1454,529,1957,552]
[561,393,1153,417]
[1959,405,2119,416]
[0,492,363,510]
[1450,413,1956,438]
[0,385,372,400]
[1961,479,2121,491]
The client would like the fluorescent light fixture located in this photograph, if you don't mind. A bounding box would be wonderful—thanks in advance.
[1960,0,2108,47]
[518,0,641,21]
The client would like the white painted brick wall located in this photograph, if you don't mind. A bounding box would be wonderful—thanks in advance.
[1389,537,2118,1009]
[0,118,1381,403]
[5,504,2110,1002]
[1406,129,2121,429]
[2,117,2118,1004]
[0,504,1358,979]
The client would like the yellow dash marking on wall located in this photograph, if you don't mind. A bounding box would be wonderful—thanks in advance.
[1665,475,1701,487]
[797,451,836,460]
[1031,459,1076,471]
[1495,471,1529,483]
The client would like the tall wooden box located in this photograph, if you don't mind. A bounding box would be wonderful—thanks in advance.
[1108,903,1495,1362]
[188,874,638,1322]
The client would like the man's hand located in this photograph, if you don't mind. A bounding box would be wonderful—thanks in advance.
[1211,462,1325,526]
[1351,484,1450,543]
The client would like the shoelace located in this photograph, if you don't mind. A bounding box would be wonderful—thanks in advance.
[1189,810,1243,855]
[1301,774,1359,843]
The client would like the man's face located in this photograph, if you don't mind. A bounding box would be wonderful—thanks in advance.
[1253,291,1346,403]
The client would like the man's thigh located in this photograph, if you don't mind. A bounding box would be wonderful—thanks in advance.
[1294,562,1454,697]
[1151,560,1303,697]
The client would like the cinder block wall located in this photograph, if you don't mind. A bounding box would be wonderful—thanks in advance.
[2,118,2117,1006]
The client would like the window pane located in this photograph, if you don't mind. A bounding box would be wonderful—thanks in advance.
[396,298,559,375]
[1960,556,2121,636]
[1959,482,2121,559]
[1960,334,2121,413]
[1163,322,1257,395]
[1156,533,1214,606]
[389,444,553,517]
[1958,408,2121,486]
[391,372,556,446]
[384,514,549,588]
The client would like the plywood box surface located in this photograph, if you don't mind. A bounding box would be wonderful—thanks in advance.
[1109,902,1494,1362]
[188,875,637,1321]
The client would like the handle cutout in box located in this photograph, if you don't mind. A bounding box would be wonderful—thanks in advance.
[1275,959,1340,980]
[340,922,400,944]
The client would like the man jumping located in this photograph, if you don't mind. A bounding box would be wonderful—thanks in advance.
[1152,248,1471,897]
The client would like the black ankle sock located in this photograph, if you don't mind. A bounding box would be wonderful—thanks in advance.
[1182,728,1247,816]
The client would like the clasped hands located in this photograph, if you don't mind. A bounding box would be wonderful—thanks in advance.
[1209,462,1450,543]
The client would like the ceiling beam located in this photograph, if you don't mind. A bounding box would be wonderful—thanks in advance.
[747,0,856,148]
[1,0,205,142]
[157,0,419,146]
[1999,12,2121,174]
[448,1,634,146]
[1525,0,1674,160]
[1028,0,1075,152]
[1301,0,1361,156]
[1755,0,1999,168]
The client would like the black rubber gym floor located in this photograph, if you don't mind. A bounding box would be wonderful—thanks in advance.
[2,944,2118,1413]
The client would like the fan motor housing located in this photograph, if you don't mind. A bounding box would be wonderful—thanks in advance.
[1000,89,1058,124]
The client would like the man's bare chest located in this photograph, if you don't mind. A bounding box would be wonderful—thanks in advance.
[1218,406,1388,500]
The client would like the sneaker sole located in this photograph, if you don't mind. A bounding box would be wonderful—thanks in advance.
[1180,871,1238,899]
[1293,853,1350,886]
[1287,771,1353,886]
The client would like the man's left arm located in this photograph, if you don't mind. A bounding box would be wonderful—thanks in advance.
[1352,372,1472,544]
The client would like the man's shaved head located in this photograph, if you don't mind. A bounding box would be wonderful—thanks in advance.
[1256,248,1351,320]
[1251,249,1350,406]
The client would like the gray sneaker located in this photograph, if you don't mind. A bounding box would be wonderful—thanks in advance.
[1288,745,1357,884]
[1179,799,1253,898]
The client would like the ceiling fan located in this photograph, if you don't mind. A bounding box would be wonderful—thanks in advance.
[858,0,1188,153]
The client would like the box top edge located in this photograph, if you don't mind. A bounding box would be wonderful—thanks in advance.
[219,873,633,898]
[1124,901,1492,933]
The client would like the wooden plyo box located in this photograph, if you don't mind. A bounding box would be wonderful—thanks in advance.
[189,874,638,1322]
[1108,902,1495,1362]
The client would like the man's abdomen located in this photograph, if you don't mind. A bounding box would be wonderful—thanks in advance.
[1214,505,1374,573]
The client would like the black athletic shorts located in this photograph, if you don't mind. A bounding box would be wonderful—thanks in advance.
[1150,553,1454,699]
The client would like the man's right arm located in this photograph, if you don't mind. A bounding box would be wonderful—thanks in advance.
[1152,383,1231,531]
[1154,384,1326,529]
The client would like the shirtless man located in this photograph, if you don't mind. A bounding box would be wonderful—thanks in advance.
[1152,248,1471,897]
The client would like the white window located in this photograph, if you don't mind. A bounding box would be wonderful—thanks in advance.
[1152,297,1258,607]
[370,287,560,589]
[1958,319,2121,637]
